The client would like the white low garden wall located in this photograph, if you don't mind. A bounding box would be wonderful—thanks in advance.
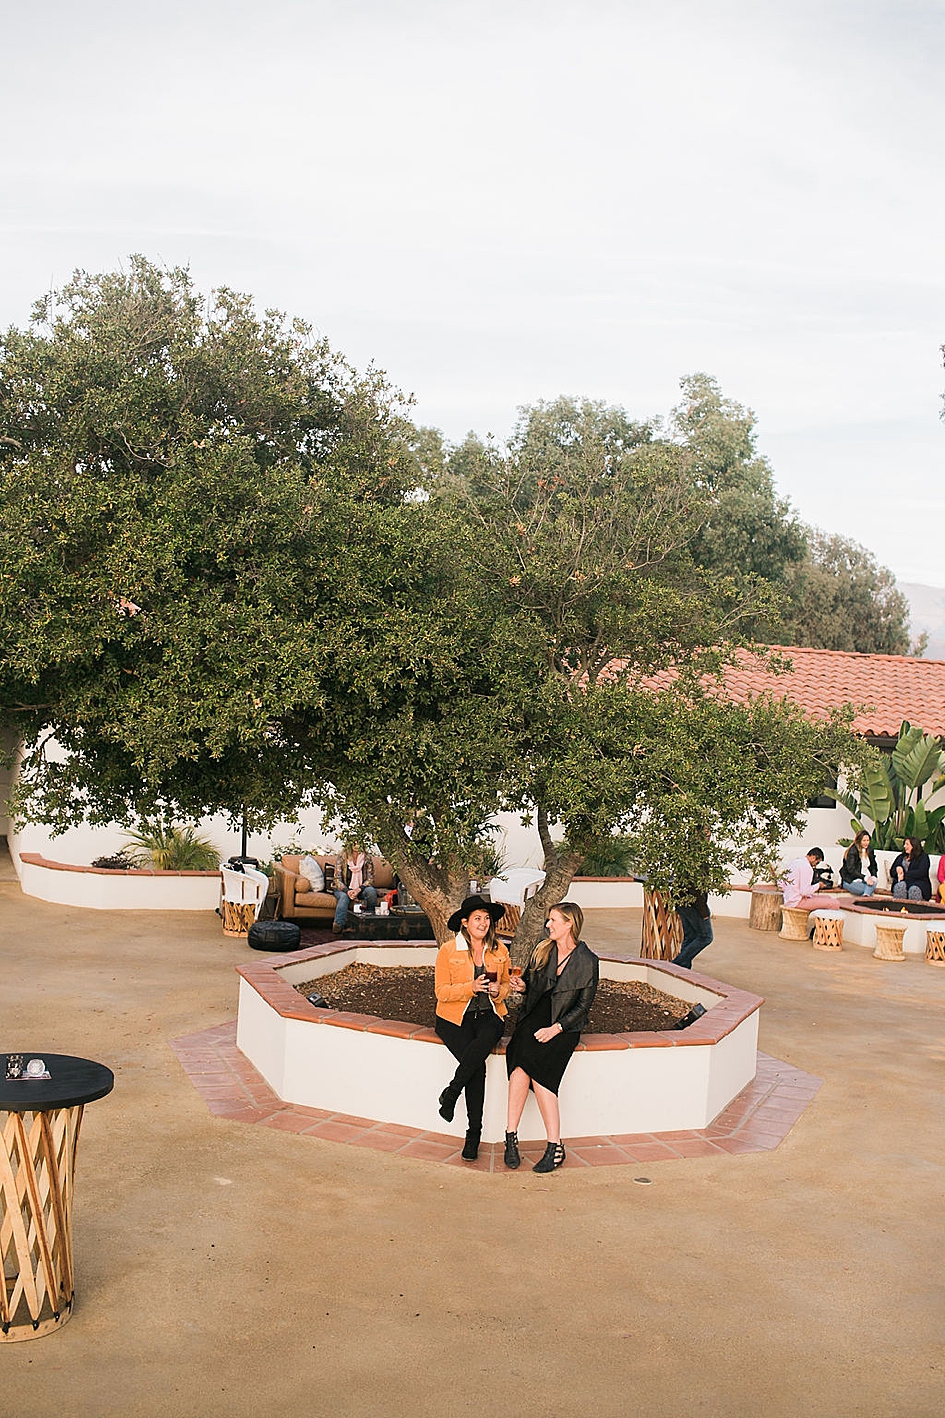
[16,853,221,911]
[236,944,762,1144]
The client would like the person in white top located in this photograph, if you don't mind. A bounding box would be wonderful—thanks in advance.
[780,848,846,912]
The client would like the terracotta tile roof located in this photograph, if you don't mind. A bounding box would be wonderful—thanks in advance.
[643,645,945,740]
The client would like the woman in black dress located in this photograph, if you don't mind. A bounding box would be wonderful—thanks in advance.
[890,837,932,901]
[503,902,599,1174]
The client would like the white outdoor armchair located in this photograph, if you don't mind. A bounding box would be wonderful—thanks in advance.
[220,864,270,937]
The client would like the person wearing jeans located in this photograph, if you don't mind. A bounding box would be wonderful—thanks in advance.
[331,844,378,932]
[675,891,714,969]
[841,831,878,898]
[890,837,932,902]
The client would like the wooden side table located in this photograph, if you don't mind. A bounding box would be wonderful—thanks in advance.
[873,923,907,961]
[749,886,783,932]
[1,1054,113,1341]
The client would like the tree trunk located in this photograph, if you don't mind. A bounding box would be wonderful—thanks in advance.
[393,856,466,945]
[509,807,584,966]
[374,813,469,945]
[749,885,783,931]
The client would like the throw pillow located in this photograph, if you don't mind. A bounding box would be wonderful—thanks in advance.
[299,854,325,892]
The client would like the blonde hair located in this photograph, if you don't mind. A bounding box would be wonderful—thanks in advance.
[532,901,584,971]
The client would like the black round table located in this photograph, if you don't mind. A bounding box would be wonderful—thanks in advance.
[1,1053,113,1341]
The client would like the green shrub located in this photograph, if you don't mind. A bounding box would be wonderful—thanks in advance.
[124,820,220,871]
[565,835,637,877]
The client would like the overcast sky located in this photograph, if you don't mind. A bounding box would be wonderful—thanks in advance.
[3,0,944,584]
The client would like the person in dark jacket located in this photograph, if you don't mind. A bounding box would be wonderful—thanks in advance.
[675,889,713,969]
[503,902,598,1174]
[890,837,932,901]
[840,830,878,897]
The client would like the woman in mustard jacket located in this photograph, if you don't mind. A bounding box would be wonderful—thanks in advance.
[434,894,510,1160]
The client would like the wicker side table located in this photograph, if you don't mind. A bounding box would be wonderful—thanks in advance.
[1,1054,113,1341]
[779,907,812,940]
[873,923,907,961]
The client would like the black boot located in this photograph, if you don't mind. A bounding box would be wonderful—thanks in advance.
[504,1131,521,1169]
[461,1129,481,1161]
[532,1141,566,1174]
[438,1086,459,1122]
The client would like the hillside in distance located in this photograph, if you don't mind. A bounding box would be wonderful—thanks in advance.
[899,582,945,660]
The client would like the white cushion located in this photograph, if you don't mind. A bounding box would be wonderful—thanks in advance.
[300,854,325,891]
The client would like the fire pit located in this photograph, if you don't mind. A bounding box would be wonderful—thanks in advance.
[854,898,945,917]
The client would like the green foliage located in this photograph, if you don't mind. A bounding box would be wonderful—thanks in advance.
[124,819,220,870]
[0,256,417,833]
[90,850,135,870]
[0,264,867,942]
[670,373,807,586]
[668,374,913,655]
[777,530,915,656]
[564,834,637,877]
[828,721,945,850]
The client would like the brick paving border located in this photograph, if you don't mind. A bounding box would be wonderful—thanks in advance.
[171,1021,821,1172]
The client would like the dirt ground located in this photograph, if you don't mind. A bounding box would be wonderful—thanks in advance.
[295,963,691,1032]
[1,876,943,1417]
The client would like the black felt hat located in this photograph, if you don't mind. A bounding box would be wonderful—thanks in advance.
[446,894,507,933]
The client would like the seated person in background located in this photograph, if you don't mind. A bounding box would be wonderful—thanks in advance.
[840,830,878,897]
[779,848,846,913]
[938,854,945,904]
[331,842,378,933]
[890,837,932,902]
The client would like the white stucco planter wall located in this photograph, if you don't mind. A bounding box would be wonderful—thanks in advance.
[15,853,221,911]
[236,944,762,1145]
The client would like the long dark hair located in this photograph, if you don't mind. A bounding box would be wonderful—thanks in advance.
[903,836,923,861]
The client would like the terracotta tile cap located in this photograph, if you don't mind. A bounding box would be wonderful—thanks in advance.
[365,1019,418,1039]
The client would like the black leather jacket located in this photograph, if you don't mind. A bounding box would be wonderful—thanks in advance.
[840,844,877,886]
[518,940,599,1035]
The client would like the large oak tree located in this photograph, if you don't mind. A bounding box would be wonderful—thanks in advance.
[1,262,862,946]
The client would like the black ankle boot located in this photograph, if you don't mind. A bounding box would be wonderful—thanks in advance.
[532,1141,566,1173]
[504,1131,521,1169]
[438,1086,459,1122]
[461,1129,481,1160]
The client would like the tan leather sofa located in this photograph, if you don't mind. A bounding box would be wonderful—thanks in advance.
[276,854,397,922]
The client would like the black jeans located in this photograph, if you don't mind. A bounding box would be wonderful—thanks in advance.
[434,1008,504,1131]
[675,905,713,969]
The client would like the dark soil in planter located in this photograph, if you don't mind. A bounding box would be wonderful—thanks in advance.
[294,964,692,1033]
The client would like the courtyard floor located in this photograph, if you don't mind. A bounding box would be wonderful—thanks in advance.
[1,877,943,1417]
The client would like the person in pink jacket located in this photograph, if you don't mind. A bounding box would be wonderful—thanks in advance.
[779,848,846,912]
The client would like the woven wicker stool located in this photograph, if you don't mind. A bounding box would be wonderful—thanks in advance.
[873,922,907,961]
[779,906,812,940]
[810,910,844,951]
[925,930,945,967]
